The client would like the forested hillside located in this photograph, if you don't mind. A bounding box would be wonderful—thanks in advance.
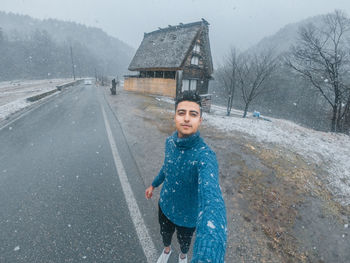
[211,12,350,133]
[0,11,134,81]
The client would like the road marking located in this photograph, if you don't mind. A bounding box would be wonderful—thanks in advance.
[101,106,157,263]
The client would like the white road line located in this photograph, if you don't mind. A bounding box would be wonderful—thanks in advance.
[101,106,157,263]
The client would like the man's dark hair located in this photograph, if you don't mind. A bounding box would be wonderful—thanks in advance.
[175,91,202,115]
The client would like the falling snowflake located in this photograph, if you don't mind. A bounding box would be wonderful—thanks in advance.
[207,220,216,229]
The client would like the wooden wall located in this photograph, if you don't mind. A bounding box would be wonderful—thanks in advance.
[124,77,176,98]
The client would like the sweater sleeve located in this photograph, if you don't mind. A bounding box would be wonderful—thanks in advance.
[151,138,168,188]
[152,165,165,188]
[191,150,227,263]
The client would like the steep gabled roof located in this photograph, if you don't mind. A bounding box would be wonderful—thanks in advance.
[128,20,208,71]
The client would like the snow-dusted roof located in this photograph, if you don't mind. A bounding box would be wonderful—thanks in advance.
[128,20,209,71]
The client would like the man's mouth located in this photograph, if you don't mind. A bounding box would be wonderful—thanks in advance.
[181,124,192,128]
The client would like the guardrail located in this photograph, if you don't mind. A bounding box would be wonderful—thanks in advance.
[26,89,58,102]
[26,79,82,102]
[56,79,83,91]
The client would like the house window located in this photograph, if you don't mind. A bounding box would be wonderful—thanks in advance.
[164,71,176,79]
[190,79,197,90]
[155,71,163,78]
[191,56,199,65]
[182,79,197,92]
[182,79,190,92]
[193,44,200,53]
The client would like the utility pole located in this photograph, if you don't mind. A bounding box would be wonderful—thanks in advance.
[70,45,76,80]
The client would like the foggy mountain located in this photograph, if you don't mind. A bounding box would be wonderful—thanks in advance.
[0,11,134,80]
[247,14,325,54]
[210,13,344,132]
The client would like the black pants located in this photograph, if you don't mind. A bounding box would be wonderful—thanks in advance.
[158,205,196,254]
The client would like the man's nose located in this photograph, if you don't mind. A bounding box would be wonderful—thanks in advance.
[184,113,190,121]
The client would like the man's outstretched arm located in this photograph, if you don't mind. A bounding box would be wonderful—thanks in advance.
[145,139,168,199]
[192,150,227,263]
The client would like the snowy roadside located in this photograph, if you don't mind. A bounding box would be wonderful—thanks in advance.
[0,98,32,121]
[0,79,72,123]
[207,106,350,206]
[159,97,350,205]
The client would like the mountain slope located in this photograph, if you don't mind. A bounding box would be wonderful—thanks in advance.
[0,11,134,77]
[247,15,325,54]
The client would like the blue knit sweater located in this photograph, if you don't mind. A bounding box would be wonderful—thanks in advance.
[152,131,227,263]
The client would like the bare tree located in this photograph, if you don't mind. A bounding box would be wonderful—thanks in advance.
[0,27,3,43]
[217,48,239,116]
[286,10,350,133]
[237,49,278,118]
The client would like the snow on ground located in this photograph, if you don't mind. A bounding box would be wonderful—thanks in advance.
[159,97,350,205]
[0,79,69,122]
[0,98,31,121]
[206,104,350,206]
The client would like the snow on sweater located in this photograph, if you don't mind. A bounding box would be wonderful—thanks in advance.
[152,131,227,263]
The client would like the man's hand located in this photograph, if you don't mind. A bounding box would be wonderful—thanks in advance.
[145,186,154,199]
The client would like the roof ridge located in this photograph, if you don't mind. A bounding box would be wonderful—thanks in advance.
[144,20,207,36]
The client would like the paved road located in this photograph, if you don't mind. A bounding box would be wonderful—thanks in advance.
[0,83,160,262]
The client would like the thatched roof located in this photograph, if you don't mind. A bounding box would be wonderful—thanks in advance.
[128,20,209,71]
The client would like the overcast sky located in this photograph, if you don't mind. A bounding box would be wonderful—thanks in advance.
[1,0,350,63]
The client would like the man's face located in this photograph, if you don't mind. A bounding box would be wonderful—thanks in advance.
[174,101,202,138]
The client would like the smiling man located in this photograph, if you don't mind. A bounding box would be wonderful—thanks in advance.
[145,91,227,263]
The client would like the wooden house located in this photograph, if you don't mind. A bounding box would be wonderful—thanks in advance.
[124,19,213,99]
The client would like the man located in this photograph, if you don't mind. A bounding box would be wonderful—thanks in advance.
[145,91,227,263]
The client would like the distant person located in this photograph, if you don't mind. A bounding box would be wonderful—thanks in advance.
[145,91,227,263]
[111,78,116,95]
